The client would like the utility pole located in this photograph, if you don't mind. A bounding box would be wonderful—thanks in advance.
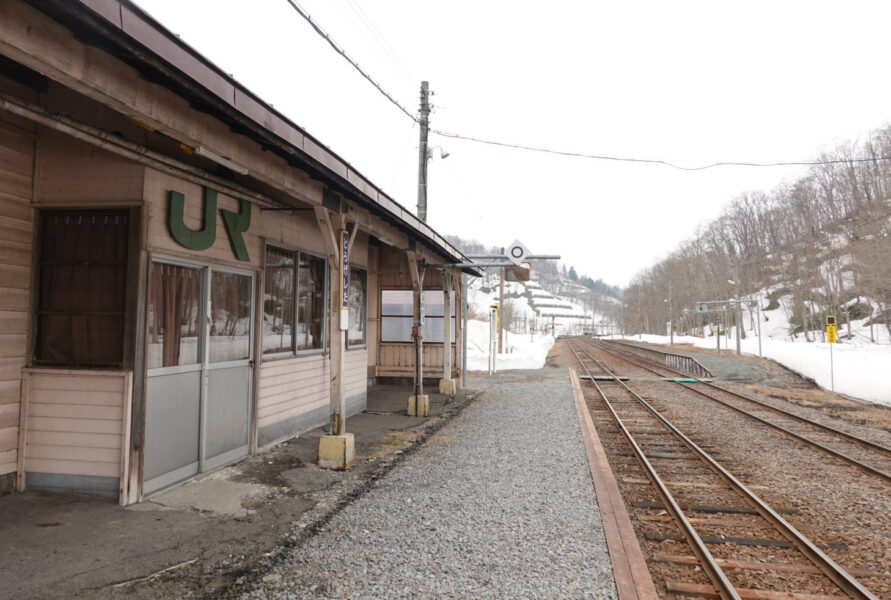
[416,81,430,222]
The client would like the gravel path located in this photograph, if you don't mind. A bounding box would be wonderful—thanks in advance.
[240,369,618,600]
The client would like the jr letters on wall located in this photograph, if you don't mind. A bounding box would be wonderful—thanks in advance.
[168,187,251,261]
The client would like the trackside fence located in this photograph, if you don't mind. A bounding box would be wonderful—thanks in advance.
[602,340,713,379]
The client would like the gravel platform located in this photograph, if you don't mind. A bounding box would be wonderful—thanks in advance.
[239,369,618,600]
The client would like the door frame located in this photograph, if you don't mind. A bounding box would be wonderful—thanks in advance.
[143,254,257,494]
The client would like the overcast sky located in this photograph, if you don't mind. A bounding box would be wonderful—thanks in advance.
[134,0,891,287]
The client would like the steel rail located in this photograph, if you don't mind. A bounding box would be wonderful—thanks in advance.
[587,339,891,483]
[569,340,879,600]
[603,339,891,456]
[567,341,742,600]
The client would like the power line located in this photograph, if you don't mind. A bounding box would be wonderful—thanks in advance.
[284,0,418,122]
[344,0,416,84]
[285,0,891,171]
[431,128,891,170]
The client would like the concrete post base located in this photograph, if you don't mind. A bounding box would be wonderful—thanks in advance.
[317,433,355,470]
[438,379,456,397]
[407,394,429,417]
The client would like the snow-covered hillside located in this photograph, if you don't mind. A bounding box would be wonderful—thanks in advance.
[465,270,616,337]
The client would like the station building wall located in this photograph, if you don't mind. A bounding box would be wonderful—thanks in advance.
[0,0,467,502]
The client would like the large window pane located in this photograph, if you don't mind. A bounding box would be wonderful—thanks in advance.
[209,272,252,363]
[381,316,413,342]
[263,247,295,354]
[297,253,325,350]
[424,316,457,343]
[147,263,201,369]
[348,268,366,347]
[381,290,413,316]
[36,210,129,365]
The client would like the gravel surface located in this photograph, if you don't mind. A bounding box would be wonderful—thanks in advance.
[239,369,618,600]
[568,340,891,597]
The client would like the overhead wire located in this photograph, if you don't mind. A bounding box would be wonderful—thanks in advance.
[429,129,891,170]
[343,0,416,84]
[284,0,418,122]
[284,0,891,171]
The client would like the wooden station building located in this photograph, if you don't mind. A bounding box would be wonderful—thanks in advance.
[0,0,476,504]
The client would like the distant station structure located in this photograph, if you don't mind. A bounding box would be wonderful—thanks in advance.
[0,0,480,504]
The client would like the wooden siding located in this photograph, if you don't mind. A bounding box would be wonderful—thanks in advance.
[22,370,130,481]
[344,348,367,400]
[0,123,33,476]
[145,168,334,269]
[257,354,330,431]
[36,130,145,204]
[377,343,457,378]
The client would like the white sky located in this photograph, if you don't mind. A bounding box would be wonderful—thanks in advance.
[133,0,891,287]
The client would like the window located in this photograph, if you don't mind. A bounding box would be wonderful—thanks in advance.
[35,209,129,366]
[297,253,325,351]
[147,263,201,369]
[263,246,294,355]
[381,290,455,343]
[209,271,252,362]
[347,267,367,347]
[263,244,326,356]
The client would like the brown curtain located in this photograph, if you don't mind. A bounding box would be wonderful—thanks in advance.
[36,211,128,365]
[148,263,200,369]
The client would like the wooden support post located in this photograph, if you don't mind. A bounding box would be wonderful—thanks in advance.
[313,202,355,468]
[439,270,455,396]
[406,250,428,415]
[456,272,465,388]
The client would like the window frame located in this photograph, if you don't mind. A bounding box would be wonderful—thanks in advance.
[261,241,329,361]
[380,289,456,344]
[346,265,367,350]
[32,207,134,369]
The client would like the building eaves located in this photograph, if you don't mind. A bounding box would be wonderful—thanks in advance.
[27,0,480,275]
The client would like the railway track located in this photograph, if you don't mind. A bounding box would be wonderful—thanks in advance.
[584,338,891,484]
[567,339,882,600]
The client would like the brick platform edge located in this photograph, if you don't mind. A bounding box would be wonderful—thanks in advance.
[570,369,660,600]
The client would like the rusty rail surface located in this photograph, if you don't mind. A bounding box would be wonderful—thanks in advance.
[589,338,891,484]
[600,339,713,379]
[568,339,879,600]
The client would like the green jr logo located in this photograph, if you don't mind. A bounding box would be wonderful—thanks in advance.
[168,187,251,261]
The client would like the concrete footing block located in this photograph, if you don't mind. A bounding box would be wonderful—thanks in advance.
[407,394,429,417]
[317,433,355,470]
[438,379,456,397]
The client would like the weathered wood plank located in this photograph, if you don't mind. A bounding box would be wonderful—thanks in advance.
[260,376,328,402]
[0,449,16,475]
[0,193,33,220]
[258,389,328,418]
[0,426,17,452]
[257,396,328,429]
[24,457,118,478]
[27,444,120,464]
[28,389,123,407]
[28,403,123,421]
[27,430,121,449]
[0,402,19,429]
[0,312,29,336]
[28,372,127,393]
[0,333,27,358]
[27,416,121,435]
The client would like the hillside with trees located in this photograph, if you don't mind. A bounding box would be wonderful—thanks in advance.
[620,126,891,342]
